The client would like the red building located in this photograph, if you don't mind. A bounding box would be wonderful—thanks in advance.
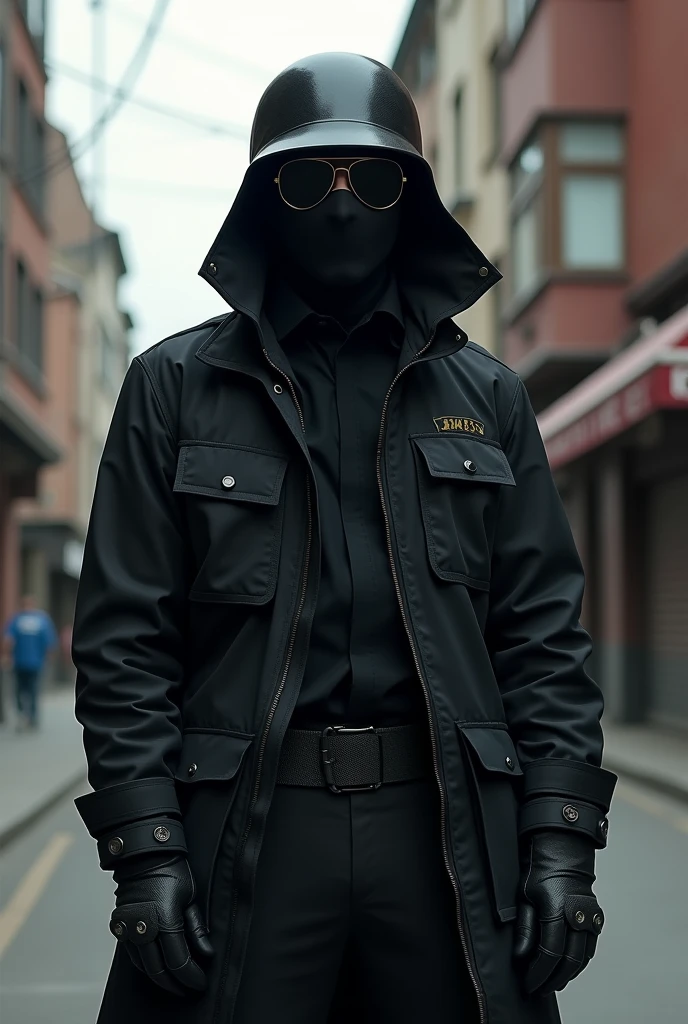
[0,0,59,633]
[499,0,688,728]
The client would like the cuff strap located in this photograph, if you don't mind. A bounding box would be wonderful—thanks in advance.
[519,797,610,848]
[522,758,617,811]
[97,817,187,870]
[75,777,181,838]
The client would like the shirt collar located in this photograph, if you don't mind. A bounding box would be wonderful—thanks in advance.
[264,273,405,347]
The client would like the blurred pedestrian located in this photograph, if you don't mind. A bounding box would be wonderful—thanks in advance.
[2,594,58,731]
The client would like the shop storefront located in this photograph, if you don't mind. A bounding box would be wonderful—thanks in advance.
[538,306,688,729]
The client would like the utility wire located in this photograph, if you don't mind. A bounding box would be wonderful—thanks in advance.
[20,0,172,187]
[46,60,250,139]
[107,0,273,82]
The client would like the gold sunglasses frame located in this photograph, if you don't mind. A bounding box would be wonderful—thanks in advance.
[274,157,407,211]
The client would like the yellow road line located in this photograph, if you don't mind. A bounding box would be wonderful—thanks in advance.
[616,781,688,835]
[0,831,74,960]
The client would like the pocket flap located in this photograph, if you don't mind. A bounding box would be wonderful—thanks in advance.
[174,443,288,505]
[456,724,523,777]
[174,731,253,783]
[413,435,515,486]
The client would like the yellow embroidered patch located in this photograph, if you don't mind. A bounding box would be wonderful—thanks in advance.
[433,416,485,435]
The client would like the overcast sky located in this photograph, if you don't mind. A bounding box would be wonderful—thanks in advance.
[45,0,416,356]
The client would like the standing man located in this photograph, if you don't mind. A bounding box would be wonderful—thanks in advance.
[72,53,616,1024]
[2,594,57,730]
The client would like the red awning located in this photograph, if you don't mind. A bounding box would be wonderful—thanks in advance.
[537,305,688,470]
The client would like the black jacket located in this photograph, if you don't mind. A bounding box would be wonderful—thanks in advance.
[74,297,614,1024]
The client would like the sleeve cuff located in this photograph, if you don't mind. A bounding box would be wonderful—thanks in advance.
[522,758,617,812]
[97,817,187,870]
[75,777,181,839]
[519,796,610,848]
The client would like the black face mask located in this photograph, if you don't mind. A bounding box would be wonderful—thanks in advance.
[271,186,401,322]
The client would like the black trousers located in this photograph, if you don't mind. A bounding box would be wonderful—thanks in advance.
[233,779,478,1023]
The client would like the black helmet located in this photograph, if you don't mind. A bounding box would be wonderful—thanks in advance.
[201,52,499,333]
[249,52,423,163]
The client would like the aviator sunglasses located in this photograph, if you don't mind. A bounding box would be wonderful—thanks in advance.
[274,157,407,211]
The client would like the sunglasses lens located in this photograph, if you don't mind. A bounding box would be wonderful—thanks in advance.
[278,160,334,209]
[349,159,404,208]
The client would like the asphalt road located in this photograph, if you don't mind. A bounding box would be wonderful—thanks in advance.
[0,777,686,1024]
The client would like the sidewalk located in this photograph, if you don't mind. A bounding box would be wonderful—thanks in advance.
[603,723,688,804]
[0,684,87,849]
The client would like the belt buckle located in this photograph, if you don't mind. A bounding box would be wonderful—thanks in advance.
[320,725,383,794]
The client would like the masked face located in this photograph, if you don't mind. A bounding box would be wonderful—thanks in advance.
[271,158,402,290]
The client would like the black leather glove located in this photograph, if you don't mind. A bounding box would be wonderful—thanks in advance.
[110,853,213,996]
[513,830,604,995]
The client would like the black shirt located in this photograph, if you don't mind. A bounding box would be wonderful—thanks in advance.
[264,275,423,728]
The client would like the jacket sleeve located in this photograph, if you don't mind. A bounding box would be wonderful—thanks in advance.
[72,356,189,863]
[486,378,616,843]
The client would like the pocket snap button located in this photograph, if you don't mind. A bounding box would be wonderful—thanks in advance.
[463,460,477,473]
[505,756,514,770]
[187,763,198,777]
[221,475,235,489]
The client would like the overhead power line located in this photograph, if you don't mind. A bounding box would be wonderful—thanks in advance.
[47,60,250,140]
[107,0,273,82]
[20,0,172,187]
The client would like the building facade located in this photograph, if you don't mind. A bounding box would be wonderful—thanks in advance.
[14,125,131,680]
[517,0,688,731]
[0,0,60,638]
[394,0,688,730]
[394,0,508,355]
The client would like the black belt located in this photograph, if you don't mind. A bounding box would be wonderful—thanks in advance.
[277,723,432,793]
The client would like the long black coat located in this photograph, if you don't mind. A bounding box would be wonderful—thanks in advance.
[73,173,606,1024]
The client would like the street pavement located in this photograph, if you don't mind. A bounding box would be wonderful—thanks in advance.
[0,777,686,1023]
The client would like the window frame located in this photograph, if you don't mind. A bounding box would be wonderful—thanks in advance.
[453,85,466,192]
[552,121,626,273]
[507,118,627,311]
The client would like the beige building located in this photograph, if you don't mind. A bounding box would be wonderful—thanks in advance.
[394,0,508,354]
[14,126,131,678]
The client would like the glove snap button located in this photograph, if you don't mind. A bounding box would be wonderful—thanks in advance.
[599,818,609,838]
[562,804,579,822]
[136,921,147,935]
[108,837,124,856]
[153,826,171,843]
[111,920,126,938]
[575,910,585,924]
[593,912,604,931]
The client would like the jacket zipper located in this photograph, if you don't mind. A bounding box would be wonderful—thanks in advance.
[218,352,312,1021]
[375,337,487,1024]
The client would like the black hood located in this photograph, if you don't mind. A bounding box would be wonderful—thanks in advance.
[200,52,500,338]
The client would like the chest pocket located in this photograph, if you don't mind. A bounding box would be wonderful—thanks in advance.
[173,441,288,604]
[411,433,515,591]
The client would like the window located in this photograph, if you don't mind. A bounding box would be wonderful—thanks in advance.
[0,48,4,144]
[506,0,539,45]
[418,36,436,91]
[100,326,120,394]
[490,51,502,155]
[15,259,43,373]
[453,87,465,190]
[509,137,545,300]
[559,122,625,270]
[508,121,626,305]
[15,79,45,215]
[16,80,30,177]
